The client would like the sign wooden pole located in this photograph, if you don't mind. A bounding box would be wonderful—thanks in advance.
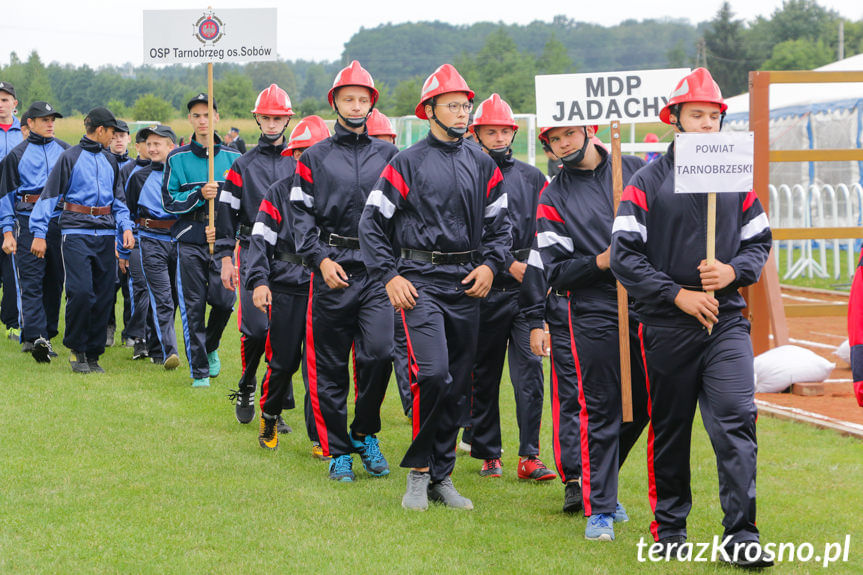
[706,192,716,335]
[610,121,633,423]
[207,60,215,255]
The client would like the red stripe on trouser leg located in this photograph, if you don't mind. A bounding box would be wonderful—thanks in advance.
[259,304,274,411]
[235,245,243,330]
[306,275,330,455]
[568,300,591,516]
[639,323,660,542]
[549,336,566,482]
[351,341,359,402]
[400,309,421,439]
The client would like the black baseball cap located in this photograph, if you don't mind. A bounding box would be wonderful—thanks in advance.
[140,124,177,144]
[115,120,130,133]
[0,82,16,98]
[85,107,122,130]
[134,127,151,143]
[24,101,63,120]
[187,93,218,112]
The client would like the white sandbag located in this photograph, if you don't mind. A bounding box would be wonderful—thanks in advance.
[834,339,851,365]
[753,344,835,393]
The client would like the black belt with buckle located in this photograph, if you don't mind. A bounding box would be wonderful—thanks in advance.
[552,289,569,297]
[238,223,253,237]
[328,233,360,250]
[511,248,531,261]
[181,209,208,224]
[275,251,304,265]
[400,248,477,265]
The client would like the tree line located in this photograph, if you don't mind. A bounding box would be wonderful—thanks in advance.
[1,0,859,121]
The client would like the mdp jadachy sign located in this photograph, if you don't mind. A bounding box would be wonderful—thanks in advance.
[535,68,690,127]
[144,8,277,64]
[674,132,754,194]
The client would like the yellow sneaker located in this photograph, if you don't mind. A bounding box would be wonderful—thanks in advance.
[258,415,278,450]
[311,442,330,461]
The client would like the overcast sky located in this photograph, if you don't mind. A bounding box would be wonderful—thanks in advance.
[2,0,862,68]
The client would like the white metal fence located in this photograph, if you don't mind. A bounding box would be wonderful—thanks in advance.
[769,182,863,281]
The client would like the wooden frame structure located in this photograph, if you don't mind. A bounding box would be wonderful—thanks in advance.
[747,70,863,354]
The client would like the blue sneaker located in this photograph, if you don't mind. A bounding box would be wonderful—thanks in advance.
[207,350,221,378]
[585,513,615,541]
[328,454,355,482]
[192,377,210,388]
[349,432,390,476]
[613,502,629,523]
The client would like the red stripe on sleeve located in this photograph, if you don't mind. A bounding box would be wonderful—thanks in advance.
[225,168,242,188]
[536,204,564,223]
[621,185,648,211]
[382,164,410,199]
[486,167,504,198]
[742,190,757,212]
[297,161,313,184]
[259,199,282,225]
[538,181,549,198]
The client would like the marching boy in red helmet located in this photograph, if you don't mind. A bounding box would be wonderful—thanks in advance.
[611,68,773,567]
[359,64,511,510]
[465,93,556,483]
[291,61,399,482]
[216,84,297,432]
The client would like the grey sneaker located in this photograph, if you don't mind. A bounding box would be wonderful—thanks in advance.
[402,470,431,511]
[428,477,474,510]
[70,351,91,374]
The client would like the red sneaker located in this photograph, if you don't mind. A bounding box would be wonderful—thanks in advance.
[518,456,557,481]
[479,458,503,478]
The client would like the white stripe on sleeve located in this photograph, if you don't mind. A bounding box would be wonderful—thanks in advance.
[611,215,647,243]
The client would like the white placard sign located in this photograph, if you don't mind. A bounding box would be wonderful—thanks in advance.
[143,9,277,64]
[535,68,690,127]
[674,132,754,194]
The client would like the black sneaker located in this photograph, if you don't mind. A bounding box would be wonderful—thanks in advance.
[563,480,583,514]
[21,340,35,353]
[70,351,91,374]
[276,415,292,434]
[721,541,775,569]
[87,357,105,374]
[132,339,148,360]
[650,535,687,560]
[227,386,255,424]
[32,337,53,363]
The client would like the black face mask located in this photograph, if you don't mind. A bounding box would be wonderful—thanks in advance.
[333,101,369,129]
[260,131,285,145]
[433,114,466,139]
[558,130,590,170]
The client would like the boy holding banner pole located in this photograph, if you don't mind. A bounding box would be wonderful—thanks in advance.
[610,68,773,567]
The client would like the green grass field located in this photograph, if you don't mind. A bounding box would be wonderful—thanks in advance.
[0,300,861,573]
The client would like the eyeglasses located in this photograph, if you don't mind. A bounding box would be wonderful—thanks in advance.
[436,101,473,114]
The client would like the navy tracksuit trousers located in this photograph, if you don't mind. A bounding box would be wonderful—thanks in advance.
[123,242,151,342]
[469,288,544,459]
[259,288,317,442]
[175,242,235,379]
[400,282,480,482]
[546,291,581,483]
[15,215,62,342]
[0,249,18,330]
[640,314,759,545]
[235,243,269,393]
[61,234,116,358]
[138,235,179,361]
[306,269,392,457]
[568,304,649,516]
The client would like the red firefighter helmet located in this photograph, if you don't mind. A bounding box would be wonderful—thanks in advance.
[285,115,331,152]
[251,84,293,116]
[415,64,475,120]
[538,124,599,144]
[366,109,396,138]
[469,93,518,134]
[643,132,659,143]
[327,60,379,108]
[659,67,726,125]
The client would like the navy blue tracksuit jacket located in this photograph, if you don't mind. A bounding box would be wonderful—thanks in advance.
[611,142,771,544]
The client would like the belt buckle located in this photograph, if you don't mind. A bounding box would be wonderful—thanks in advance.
[431,251,444,265]
[89,206,97,216]
[144,219,152,228]
[328,234,338,247]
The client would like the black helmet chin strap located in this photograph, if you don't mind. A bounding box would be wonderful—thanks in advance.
[254,114,291,144]
[429,97,467,139]
[333,87,375,129]
[477,130,515,165]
